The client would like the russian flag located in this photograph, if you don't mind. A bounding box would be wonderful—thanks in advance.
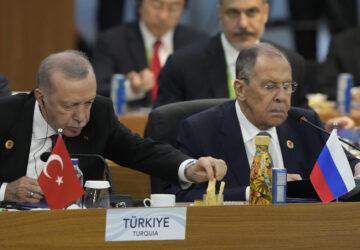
[310,130,355,202]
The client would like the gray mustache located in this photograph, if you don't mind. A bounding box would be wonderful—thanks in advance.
[233,30,255,37]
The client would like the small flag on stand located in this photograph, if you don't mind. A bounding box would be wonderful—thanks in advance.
[38,135,85,209]
[310,130,355,202]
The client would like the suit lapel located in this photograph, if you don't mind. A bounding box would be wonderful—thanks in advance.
[8,94,36,174]
[277,121,300,174]
[219,101,250,185]
[126,23,148,69]
[204,34,229,98]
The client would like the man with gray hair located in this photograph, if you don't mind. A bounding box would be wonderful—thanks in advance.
[0,50,227,204]
[172,42,360,202]
[154,0,308,108]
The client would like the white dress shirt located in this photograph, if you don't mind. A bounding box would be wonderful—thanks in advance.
[221,33,239,84]
[125,19,175,101]
[235,101,285,200]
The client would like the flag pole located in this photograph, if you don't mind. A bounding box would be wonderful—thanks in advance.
[333,123,338,203]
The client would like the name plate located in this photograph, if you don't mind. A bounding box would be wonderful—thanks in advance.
[105,207,187,241]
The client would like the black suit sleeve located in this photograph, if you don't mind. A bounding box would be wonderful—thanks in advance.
[101,98,190,186]
[172,118,247,201]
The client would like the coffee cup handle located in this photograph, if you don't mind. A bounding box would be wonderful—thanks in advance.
[143,198,152,207]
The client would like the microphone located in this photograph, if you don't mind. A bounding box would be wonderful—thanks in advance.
[288,108,360,151]
[40,152,114,194]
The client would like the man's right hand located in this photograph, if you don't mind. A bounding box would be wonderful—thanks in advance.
[4,176,43,203]
[127,69,155,94]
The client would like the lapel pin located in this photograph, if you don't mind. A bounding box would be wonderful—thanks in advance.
[5,140,14,149]
[286,140,294,149]
[83,135,89,141]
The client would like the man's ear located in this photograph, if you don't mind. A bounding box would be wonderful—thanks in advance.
[234,79,247,101]
[34,88,45,106]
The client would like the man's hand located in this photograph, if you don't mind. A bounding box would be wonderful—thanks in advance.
[4,176,44,203]
[127,69,155,93]
[185,157,227,183]
[325,116,355,131]
[287,173,302,182]
[354,163,360,180]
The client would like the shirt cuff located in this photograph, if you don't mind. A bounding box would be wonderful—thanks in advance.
[0,183,8,201]
[178,159,197,189]
[245,186,250,201]
[125,79,146,101]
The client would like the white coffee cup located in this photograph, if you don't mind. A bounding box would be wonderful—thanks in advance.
[143,194,176,207]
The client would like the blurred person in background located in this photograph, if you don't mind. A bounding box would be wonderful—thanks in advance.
[153,0,308,108]
[92,0,207,109]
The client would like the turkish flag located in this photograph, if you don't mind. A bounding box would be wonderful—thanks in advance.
[38,135,85,209]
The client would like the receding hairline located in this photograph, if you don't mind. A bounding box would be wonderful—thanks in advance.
[235,42,291,81]
[37,50,93,93]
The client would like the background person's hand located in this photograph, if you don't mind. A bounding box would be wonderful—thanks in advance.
[4,176,44,203]
[127,68,155,94]
[287,173,302,182]
[185,157,227,183]
[325,116,355,131]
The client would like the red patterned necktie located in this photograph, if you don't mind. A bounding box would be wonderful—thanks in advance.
[50,134,58,150]
[150,40,162,102]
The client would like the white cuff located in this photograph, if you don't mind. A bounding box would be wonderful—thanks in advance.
[245,186,250,201]
[125,79,146,101]
[0,183,8,201]
[178,159,197,189]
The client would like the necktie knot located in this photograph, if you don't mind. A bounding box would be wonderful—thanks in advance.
[50,134,58,149]
[257,131,271,138]
[154,40,162,50]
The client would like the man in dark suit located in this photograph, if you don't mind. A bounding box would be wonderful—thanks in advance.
[92,0,207,108]
[0,50,227,203]
[153,0,308,108]
[172,43,360,201]
[317,27,360,100]
[0,74,11,97]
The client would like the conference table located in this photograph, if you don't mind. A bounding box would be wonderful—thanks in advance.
[0,202,359,249]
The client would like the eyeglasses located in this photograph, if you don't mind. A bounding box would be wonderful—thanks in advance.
[240,78,298,94]
[258,81,298,94]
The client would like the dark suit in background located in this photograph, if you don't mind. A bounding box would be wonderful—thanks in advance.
[0,92,189,187]
[172,100,359,201]
[92,21,207,107]
[317,27,360,100]
[0,75,11,97]
[153,34,308,108]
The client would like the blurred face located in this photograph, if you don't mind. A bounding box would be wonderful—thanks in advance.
[234,54,292,130]
[35,71,97,137]
[139,0,185,38]
[218,0,269,51]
